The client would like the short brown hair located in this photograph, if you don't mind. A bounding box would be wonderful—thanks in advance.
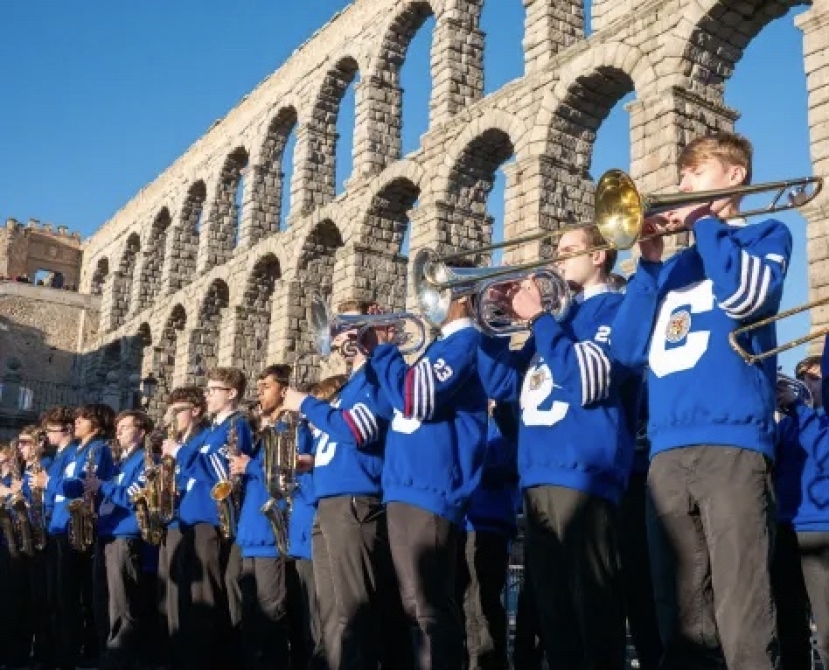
[336,300,372,315]
[795,355,822,381]
[310,374,348,401]
[208,367,246,397]
[115,410,154,433]
[75,403,116,439]
[678,132,753,185]
[257,364,292,385]
[167,386,207,416]
[583,226,618,276]
[18,425,42,441]
[41,405,74,429]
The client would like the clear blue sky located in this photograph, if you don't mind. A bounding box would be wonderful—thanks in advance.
[0,1,815,371]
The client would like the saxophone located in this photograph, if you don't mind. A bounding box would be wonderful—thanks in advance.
[130,435,164,546]
[210,417,240,540]
[28,432,49,551]
[157,422,178,525]
[260,411,299,555]
[0,472,19,557]
[67,442,101,552]
[7,448,35,556]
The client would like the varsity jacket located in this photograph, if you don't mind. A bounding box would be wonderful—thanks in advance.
[51,437,115,535]
[611,216,792,459]
[97,446,146,539]
[479,286,638,504]
[302,366,387,499]
[367,317,488,526]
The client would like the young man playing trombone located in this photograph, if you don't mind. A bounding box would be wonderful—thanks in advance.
[610,132,793,669]
[477,225,638,669]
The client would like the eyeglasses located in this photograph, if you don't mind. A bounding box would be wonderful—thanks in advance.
[169,404,194,414]
[45,427,67,433]
[204,386,232,395]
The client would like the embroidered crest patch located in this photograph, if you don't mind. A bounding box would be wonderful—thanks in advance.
[665,310,691,343]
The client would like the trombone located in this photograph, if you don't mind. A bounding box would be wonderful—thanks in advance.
[425,170,823,290]
[728,295,829,365]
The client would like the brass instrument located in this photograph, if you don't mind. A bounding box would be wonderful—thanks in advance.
[130,434,164,546]
[259,410,299,555]
[415,172,822,290]
[777,372,813,409]
[157,422,178,525]
[28,433,48,552]
[7,443,35,556]
[211,418,241,541]
[67,442,101,552]
[310,294,426,356]
[728,296,829,365]
[0,497,18,557]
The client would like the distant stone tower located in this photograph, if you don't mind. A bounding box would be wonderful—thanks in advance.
[0,218,83,287]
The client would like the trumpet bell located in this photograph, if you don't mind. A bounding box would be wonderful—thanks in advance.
[594,169,645,250]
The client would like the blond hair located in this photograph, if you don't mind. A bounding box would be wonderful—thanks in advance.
[678,132,753,185]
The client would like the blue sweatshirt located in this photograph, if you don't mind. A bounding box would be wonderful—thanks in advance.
[236,438,279,559]
[50,437,115,535]
[44,441,78,532]
[367,318,488,526]
[302,366,386,499]
[289,422,317,561]
[179,412,253,528]
[168,426,206,531]
[479,288,638,504]
[97,446,146,539]
[610,217,792,459]
[465,418,519,537]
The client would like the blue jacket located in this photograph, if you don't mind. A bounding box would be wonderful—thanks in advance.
[611,217,792,459]
[479,288,639,504]
[236,437,279,559]
[50,437,115,535]
[44,441,78,531]
[288,422,316,561]
[22,455,54,504]
[179,412,253,528]
[97,446,146,539]
[168,426,206,531]
[465,417,519,537]
[303,366,386,499]
[367,318,488,526]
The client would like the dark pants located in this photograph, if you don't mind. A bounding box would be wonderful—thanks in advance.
[456,530,510,670]
[619,471,663,670]
[0,543,32,666]
[315,495,410,670]
[158,525,184,668]
[387,501,462,670]
[239,556,290,669]
[648,446,779,670]
[286,558,326,670]
[524,485,626,670]
[771,523,812,670]
[512,561,545,670]
[47,533,93,669]
[29,548,54,665]
[178,523,235,670]
[798,531,829,668]
[93,536,146,670]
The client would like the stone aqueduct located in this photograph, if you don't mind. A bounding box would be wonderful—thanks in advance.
[77,0,829,411]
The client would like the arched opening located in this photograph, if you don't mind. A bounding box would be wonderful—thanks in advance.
[111,233,141,329]
[125,323,152,410]
[154,305,187,417]
[137,208,171,311]
[481,0,526,93]
[233,254,281,382]
[90,257,109,296]
[331,59,360,194]
[187,280,230,386]
[202,148,249,270]
[169,180,207,293]
[250,107,298,239]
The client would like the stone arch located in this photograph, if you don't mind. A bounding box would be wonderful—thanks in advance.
[153,304,187,415]
[90,257,109,296]
[109,232,141,330]
[248,107,298,241]
[666,0,800,100]
[136,207,172,313]
[124,322,153,409]
[232,253,282,382]
[365,1,438,169]
[168,180,207,293]
[200,147,249,271]
[187,279,231,386]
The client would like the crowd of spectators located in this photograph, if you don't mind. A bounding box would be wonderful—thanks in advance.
[0,273,77,291]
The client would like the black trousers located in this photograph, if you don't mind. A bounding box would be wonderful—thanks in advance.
[796,531,829,668]
[0,543,32,666]
[29,547,54,665]
[771,523,812,670]
[387,500,462,670]
[315,495,411,670]
[456,530,510,670]
[239,556,290,669]
[178,523,236,670]
[93,536,145,670]
[158,525,184,668]
[524,485,626,670]
[286,557,326,670]
[511,559,545,670]
[618,471,663,670]
[648,446,779,670]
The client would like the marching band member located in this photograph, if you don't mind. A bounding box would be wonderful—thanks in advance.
[478,225,637,669]
[282,302,408,670]
[366,289,488,670]
[176,367,252,670]
[85,410,153,670]
[158,385,210,670]
[610,132,792,669]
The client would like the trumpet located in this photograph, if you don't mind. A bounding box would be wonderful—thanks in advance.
[310,294,426,356]
[777,372,813,409]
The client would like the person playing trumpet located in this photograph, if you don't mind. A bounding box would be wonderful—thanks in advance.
[610,132,793,669]
[478,224,639,669]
